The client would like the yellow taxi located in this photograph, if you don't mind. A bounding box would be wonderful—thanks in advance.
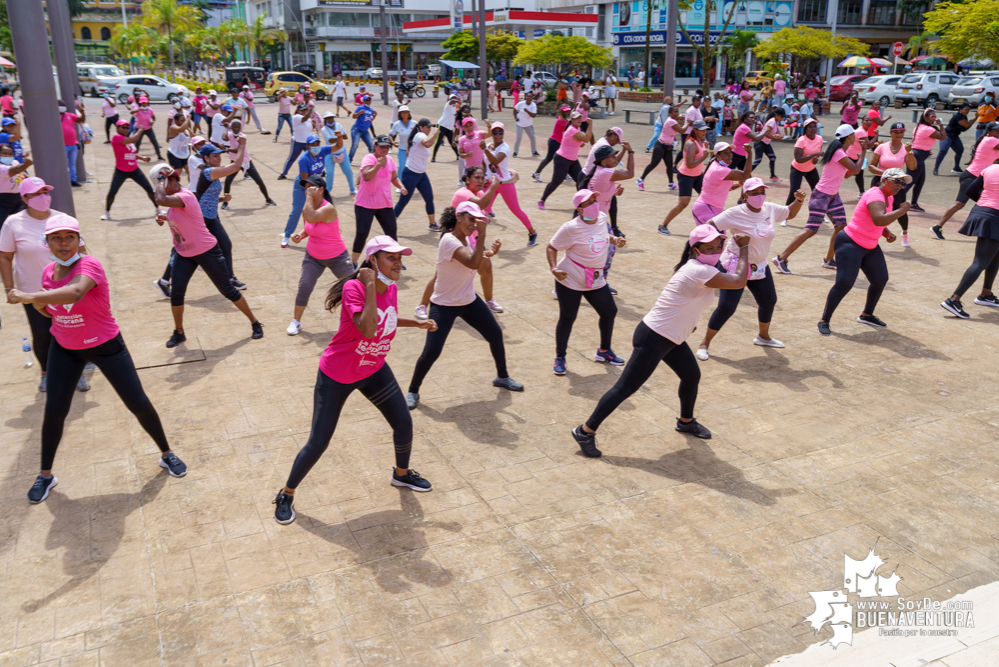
[743,71,773,89]
[264,72,331,102]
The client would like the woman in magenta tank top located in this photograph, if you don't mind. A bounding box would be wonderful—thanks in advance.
[690,141,754,226]
[533,105,572,182]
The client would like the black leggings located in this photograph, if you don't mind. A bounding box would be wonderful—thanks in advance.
[170,244,242,307]
[640,141,674,183]
[104,114,119,142]
[536,137,560,175]
[408,296,508,394]
[223,162,270,200]
[286,364,411,489]
[432,126,458,159]
[854,170,866,194]
[204,217,235,280]
[673,134,689,168]
[42,334,169,470]
[540,154,581,203]
[610,196,618,230]
[707,265,777,330]
[24,303,53,372]
[953,237,999,298]
[872,176,909,231]
[135,127,162,157]
[786,168,820,205]
[585,321,700,430]
[752,142,776,178]
[106,168,156,211]
[822,231,888,322]
[353,206,397,254]
[554,281,617,357]
[909,148,930,205]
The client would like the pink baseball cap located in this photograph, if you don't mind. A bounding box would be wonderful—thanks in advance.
[44,213,80,235]
[741,177,769,192]
[115,119,129,127]
[572,189,597,208]
[609,126,624,142]
[190,135,206,146]
[461,117,476,125]
[139,97,149,103]
[689,224,725,246]
[19,176,53,197]
[456,201,487,219]
[490,121,505,132]
[364,235,412,262]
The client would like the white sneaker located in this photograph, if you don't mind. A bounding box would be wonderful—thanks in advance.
[281,235,289,248]
[901,233,910,248]
[486,299,503,313]
[753,335,784,348]
[100,211,111,220]
[286,319,302,335]
[396,188,401,193]
[780,220,787,226]
[696,347,710,361]
[552,289,558,300]
[414,304,428,320]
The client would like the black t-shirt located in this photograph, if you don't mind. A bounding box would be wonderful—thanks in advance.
[947,112,969,137]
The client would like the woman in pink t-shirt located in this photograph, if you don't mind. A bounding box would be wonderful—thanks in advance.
[191,87,208,134]
[273,236,440,524]
[936,123,999,237]
[784,118,824,205]
[405,201,524,410]
[102,119,157,221]
[819,169,909,335]
[660,121,711,234]
[941,163,999,318]
[352,136,406,265]
[570,225,752,457]
[730,111,765,170]
[691,141,753,226]
[907,109,946,212]
[538,112,592,209]
[239,85,269,134]
[132,97,164,161]
[637,105,686,191]
[534,105,573,181]
[869,121,917,246]
[751,108,786,181]
[9,213,188,503]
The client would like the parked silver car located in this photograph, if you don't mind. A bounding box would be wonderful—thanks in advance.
[854,75,903,107]
[111,75,190,104]
[947,74,999,107]
[894,72,960,107]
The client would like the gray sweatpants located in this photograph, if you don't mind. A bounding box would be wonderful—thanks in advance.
[295,249,355,307]
[515,125,537,154]
[243,105,264,131]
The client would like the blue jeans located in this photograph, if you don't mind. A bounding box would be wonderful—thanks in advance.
[350,125,373,162]
[275,113,291,138]
[976,127,987,145]
[646,121,663,151]
[393,168,434,217]
[65,144,78,183]
[281,141,307,177]
[324,151,355,194]
[396,148,407,175]
[934,135,964,172]
[284,179,307,237]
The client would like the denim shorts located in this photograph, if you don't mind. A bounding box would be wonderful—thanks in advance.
[806,190,847,230]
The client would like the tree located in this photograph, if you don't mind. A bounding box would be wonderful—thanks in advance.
[441,31,479,62]
[110,24,159,74]
[904,32,938,60]
[246,14,286,66]
[719,29,760,81]
[923,0,999,66]
[753,26,870,78]
[486,31,524,74]
[514,34,612,81]
[0,0,11,54]
[140,0,201,82]
[677,0,742,85]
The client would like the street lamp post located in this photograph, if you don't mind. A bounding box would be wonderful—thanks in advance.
[277,0,307,70]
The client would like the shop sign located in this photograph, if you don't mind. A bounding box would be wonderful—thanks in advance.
[319,0,404,5]
[611,30,725,46]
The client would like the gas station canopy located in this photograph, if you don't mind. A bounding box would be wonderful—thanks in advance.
[440,60,480,69]
[403,11,598,35]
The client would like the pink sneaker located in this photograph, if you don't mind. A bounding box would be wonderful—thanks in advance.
[769,176,782,182]
[667,183,679,190]
[636,178,645,191]
[537,200,545,211]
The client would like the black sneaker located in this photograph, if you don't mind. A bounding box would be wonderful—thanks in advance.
[391,469,433,491]
[571,425,602,458]
[930,225,946,240]
[675,418,712,440]
[166,329,186,348]
[154,278,171,299]
[231,278,248,291]
[527,232,538,247]
[159,452,188,477]
[951,168,963,174]
[428,222,442,232]
[817,321,831,336]
[277,174,287,180]
[266,199,277,206]
[608,285,618,295]
[941,298,970,318]
[405,392,419,410]
[221,201,229,210]
[910,203,925,213]
[858,313,887,328]
[28,474,58,503]
[492,376,524,392]
[657,225,672,236]
[933,168,939,176]
[974,294,999,307]
[772,256,792,275]
[251,322,264,339]
[273,490,296,524]
[612,227,625,238]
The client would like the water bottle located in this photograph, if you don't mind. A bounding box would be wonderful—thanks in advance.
[22,338,34,368]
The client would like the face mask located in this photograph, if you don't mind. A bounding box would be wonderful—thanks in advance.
[174,102,182,109]
[58,106,66,113]
[51,252,80,267]
[27,194,51,211]
[0,156,12,165]
[309,146,321,156]
[376,270,396,286]
[695,249,721,266]
[580,203,600,221]
[746,193,767,209]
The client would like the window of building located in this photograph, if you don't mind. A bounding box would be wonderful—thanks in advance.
[868,0,896,26]
[837,0,863,24]
[81,27,92,40]
[796,0,825,23]
[101,27,111,40]
[900,2,928,24]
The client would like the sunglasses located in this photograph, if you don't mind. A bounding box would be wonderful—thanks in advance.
[491,130,504,135]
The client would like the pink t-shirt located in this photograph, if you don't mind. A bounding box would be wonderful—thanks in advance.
[278,96,292,114]
[866,109,881,137]
[841,103,861,125]
[303,207,347,260]
[658,117,679,145]
[740,90,754,104]
[134,107,154,130]
[912,123,938,151]
[451,187,476,207]
[102,99,117,118]
[551,116,569,142]
[760,118,780,146]
[714,202,790,274]
[0,164,22,193]
[239,91,255,108]
[642,259,719,345]
[846,136,863,160]
[732,123,753,156]
[111,133,139,172]
[549,215,611,291]
[874,142,907,170]
[793,134,824,173]
[355,153,396,210]
[226,131,251,167]
[0,94,13,114]
[165,189,219,257]
[677,138,706,177]
[977,164,999,210]
[846,187,892,249]
[967,137,999,176]
[774,79,786,95]
[61,113,79,146]
[0,208,71,292]
[588,167,616,214]
[458,133,484,170]
[193,95,207,115]
[42,256,119,350]
[815,148,850,196]
[318,280,398,384]
[700,161,734,208]
[556,124,585,161]
[431,233,477,307]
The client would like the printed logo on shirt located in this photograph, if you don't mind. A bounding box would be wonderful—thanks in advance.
[378,305,398,338]
[354,305,397,365]
[84,336,99,345]
[587,233,609,254]
[62,303,74,313]
[753,221,773,238]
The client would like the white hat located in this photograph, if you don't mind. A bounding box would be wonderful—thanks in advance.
[323,110,336,119]
[713,141,732,152]
[835,124,856,140]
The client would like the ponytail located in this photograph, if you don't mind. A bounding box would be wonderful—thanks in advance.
[325,259,372,311]
[674,242,693,273]
[439,206,458,236]
[820,138,844,165]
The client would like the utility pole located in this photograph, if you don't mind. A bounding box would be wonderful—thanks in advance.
[663,0,679,98]
[9,0,76,215]
[121,0,128,26]
[47,0,88,188]
[379,0,389,105]
[479,0,487,119]
[826,0,838,100]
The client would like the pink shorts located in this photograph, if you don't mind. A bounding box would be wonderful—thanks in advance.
[691,200,722,226]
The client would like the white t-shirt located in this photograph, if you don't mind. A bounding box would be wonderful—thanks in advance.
[712,202,790,277]
[405,132,431,174]
[486,142,512,181]
[188,153,203,186]
[583,136,613,174]
[168,124,191,159]
[514,101,536,128]
[0,208,76,292]
[549,214,612,291]
[210,113,227,143]
[605,75,617,98]
[431,233,477,306]
[321,122,346,153]
[391,119,417,148]
[334,80,347,98]
[292,114,312,143]
[642,259,719,345]
[390,99,407,124]
[438,103,457,130]
[683,105,703,135]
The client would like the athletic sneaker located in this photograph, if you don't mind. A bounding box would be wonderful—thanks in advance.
[553,356,566,376]
[636,178,645,191]
[537,201,545,211]
[667,183,679,190]
[858,313,887,328]
[266,199,277,206]
[513,152,518,157]
[565,174,574,181]
[38,375,47,392]
[675,418,712,440]
[277,174,287,180]
[100,211,111,220]
[657,225,671,236]
[532,152,540,157]
[572,425,601,458]
[231,278,248,291]
[76,375,90,392]
[769,176,782,182]
[753,335,784,348]
[154,278,171,298]
[696,347,710,361]
[391,469,433,492]
[414,305,428,320]
[931,225,945,240]
[221,202,229,210]
[286,319,302,335]
[405,392,419,410]
[951,168,963,174]
[901,233,910,248]
[910,203,925,213]
[486,299,503,313]
[608,285,618,295]
[166,329,187,348]
[941,298,970,318]
[975,294,999,307]
[492,376,524,391]
[487,212,495,218]
[281,235,290,248]
[532,172,542,183]
[273,490,296,524]
[159,452,188,477]
[428,222,442,232]
[27,474,57,504]
[593,348,625,365]
[772,256,791,274]
[251,322,264,339]
[612,227,626,238]
[527,232,538,247]
[817,321,831,336]
[780,221,787,226]
[552,289,558,299]
[822,258,837,270]
[933,169,939,176]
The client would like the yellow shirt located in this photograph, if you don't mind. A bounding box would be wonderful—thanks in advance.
[978,103,996,124]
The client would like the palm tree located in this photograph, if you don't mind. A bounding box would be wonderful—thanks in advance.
[140,0,202,82]
[904,32,938,60]
[247,14,287,67]
[110,24,158,74]
[721,29,760,81]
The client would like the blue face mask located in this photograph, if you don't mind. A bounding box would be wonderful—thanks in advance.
[0,156,12,165]
[51,252,81,267]
[377,270,396,286]
[309,146,321,156]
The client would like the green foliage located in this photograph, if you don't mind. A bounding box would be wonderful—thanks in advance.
[677,0,741,84]
[441,31,479,62]
[174,77,225,92]
[904,32,938,59]
[514,34,612,80]
[638,86,653,92]
[754,26,869,76]
[923,1,999,65]
[0,0,10,54]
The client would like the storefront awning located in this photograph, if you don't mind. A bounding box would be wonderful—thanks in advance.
[440,60,480,69]
[403,11,597,35]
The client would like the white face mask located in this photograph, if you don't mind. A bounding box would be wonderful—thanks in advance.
[376,270,396,286]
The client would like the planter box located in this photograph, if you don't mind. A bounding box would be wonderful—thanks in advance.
[618,91,661,103]
[537,101,559,115]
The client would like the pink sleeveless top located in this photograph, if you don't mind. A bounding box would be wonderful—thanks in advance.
[677,139,706,177]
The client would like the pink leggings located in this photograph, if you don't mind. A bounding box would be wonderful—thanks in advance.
[488,183,532,230]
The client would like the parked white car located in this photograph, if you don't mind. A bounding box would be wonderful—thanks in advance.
[77,63,125,96]
[111,75,189,104]
[526,71,558,90]
[894,72,960,107]
[855,75,903,107]
[947,74,999,107]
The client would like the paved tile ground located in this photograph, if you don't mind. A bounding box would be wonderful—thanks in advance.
[1,92,998,667]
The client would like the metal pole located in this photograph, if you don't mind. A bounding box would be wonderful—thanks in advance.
[9,0,76,215]
[48,0,87,182]
[479,0,487,119]
[826,0,839,100]
[121,0,128,27]
[379,0,389,105]
[663,0,679,98]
